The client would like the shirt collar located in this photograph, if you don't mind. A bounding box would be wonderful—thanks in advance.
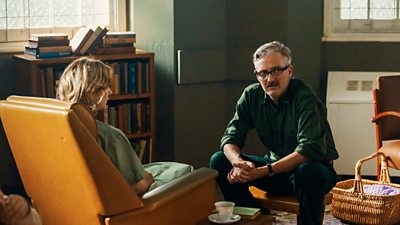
[260,77,295,106]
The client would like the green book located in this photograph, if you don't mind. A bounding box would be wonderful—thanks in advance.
[233,206,261,220]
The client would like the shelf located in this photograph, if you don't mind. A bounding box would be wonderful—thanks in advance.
[13,50,156,163]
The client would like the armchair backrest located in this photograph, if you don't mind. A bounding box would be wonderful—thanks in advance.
[379,141,400,170]
[0,96,143,225]
[373,75,400,144]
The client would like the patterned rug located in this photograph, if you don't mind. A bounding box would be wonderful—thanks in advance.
[271,205,348,225]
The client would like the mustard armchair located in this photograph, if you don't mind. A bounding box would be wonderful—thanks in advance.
[0,95,218,225]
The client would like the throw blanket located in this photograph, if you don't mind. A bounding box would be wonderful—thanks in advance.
[363,184,400,195]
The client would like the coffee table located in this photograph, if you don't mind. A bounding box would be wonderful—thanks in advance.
[196,214,275,225]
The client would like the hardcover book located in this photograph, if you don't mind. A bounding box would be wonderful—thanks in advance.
[78,26,105,55]
[103,37,136,45]
[25,45,72,54]
[105,31,136,38]
[26,39,70,48]
[233,207,261,220]
[70,27,94,53]
[30,33,68,41]
[86,27,109,54]
[90,46,136,55]
[24,51,72,59]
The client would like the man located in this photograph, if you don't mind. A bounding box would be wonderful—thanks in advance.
[0,191,42,225]
[210,41,338,225]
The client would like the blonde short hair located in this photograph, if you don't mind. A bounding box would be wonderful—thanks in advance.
[56,57,112,112]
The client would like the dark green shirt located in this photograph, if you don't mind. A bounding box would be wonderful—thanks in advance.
[220,78,339,162]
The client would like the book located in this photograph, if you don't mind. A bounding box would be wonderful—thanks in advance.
[118,104,129,134]
[86,27,109,54]
[39,69,46,97]
[110,63,120,95]
[45,67,54,98]
[25,45,72,54]
[105,31,136,38]
[26,39,70,48]
[233,207,261,220]
[90,46,136,55]
[24,51,72,59]
[108,106,117,127]
[138,139,147,161]
[103,37,136,45]
[78,26,103,55]
[30,33,68,41]
[102,42,135,48]
[127,62,138,93]
[70,27,93,53]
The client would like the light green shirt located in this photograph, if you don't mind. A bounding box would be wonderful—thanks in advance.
[96,120,147,185]
[96,120,193,191]
[221,78,339,162]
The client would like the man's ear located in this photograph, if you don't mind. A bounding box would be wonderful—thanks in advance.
[288,64,294,77]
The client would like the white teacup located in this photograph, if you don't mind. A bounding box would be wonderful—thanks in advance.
[215,201,235,221]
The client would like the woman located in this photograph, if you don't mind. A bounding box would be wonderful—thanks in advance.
[56,57,192,195]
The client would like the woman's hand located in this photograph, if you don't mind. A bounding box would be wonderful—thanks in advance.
[131,173,155,195]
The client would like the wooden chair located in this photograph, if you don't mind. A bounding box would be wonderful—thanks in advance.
[372,75,400,177]
[249,186,332,224]
[0,95,218,225]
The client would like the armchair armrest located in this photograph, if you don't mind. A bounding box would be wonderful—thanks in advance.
[141,167,218,209]
[111,167,218,216]
[105,168,218,225]
[372,111,400,122]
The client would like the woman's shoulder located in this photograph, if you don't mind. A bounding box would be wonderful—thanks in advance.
[96,120,126,139]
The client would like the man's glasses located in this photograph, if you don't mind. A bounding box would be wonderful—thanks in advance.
[254,65,289,79]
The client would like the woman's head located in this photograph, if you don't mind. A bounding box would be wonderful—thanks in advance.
[57,57,113,112]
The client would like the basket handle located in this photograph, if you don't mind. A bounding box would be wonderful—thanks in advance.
[353,151,391,194]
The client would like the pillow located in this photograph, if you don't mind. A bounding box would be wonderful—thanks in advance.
[144,162,193,192]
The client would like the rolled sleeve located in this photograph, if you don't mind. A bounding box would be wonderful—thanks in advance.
[220,89,254,151]
[294,94,327,162]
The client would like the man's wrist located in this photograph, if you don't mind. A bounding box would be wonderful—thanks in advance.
[266,163,275,177]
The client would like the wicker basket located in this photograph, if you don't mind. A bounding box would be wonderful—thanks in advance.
[331,152,400,225]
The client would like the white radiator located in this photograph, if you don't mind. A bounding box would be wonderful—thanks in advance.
[326,71,400,176]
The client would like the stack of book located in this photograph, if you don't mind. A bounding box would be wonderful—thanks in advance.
[24,33,72,59]
[70,26,108,55]
[90,31,136,55]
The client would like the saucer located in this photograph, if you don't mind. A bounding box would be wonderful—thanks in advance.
[208,213,241,224]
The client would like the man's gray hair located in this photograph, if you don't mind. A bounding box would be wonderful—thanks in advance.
[252,41,292,65]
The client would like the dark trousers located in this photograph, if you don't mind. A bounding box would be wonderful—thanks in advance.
[210,151,337,225]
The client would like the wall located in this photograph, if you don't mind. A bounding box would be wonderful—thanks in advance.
[0,53,24,192]
[134,0,176,162]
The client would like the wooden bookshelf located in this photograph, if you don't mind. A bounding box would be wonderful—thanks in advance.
[13,50,156,163]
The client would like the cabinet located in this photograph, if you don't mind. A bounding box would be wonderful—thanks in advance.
[13,50,156,162]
